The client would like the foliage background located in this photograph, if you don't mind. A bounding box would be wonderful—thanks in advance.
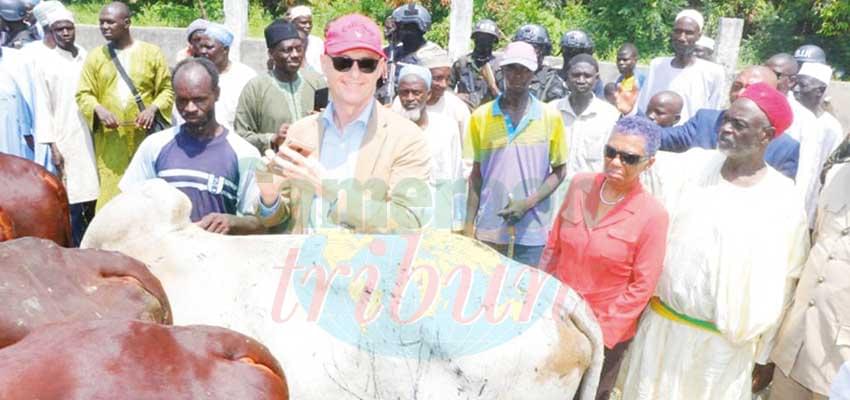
[66,0,849,78]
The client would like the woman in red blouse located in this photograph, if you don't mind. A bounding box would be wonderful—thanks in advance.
[539,116,669,400]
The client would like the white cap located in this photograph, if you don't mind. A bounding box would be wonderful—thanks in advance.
[799,62,833,87]
[46,7,73,26]
[675,9,704,31]
[32,0,62,26]
[499,41,538,72]
[418,45,451,69]
[287,5,311,19]
[696,35,714,49]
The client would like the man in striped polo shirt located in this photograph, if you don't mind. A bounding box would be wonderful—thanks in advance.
[462,41,568,266]
[120,57,265,235]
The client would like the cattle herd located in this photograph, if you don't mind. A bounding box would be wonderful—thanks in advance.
[0,153,604,399]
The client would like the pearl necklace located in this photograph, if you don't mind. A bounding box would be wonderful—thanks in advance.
[599,179,625,206]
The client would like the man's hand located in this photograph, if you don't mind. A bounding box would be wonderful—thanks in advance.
[257,149,289,207]
[497,197,530,225]
[50,143,64,176]
[271,123,290,152]
[271,145,327,199]
[94,105,119,129]
[752,362,776,393]
[196,213,236,234]
[135,106,159,131]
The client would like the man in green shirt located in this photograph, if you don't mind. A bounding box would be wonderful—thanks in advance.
[234,20,325,153]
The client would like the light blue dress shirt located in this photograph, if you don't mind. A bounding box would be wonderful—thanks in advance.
[258,100,375,231]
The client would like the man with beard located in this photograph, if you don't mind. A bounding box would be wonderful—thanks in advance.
[75,1,173,206]
[32,6,100,246]
[120,58,264,235]
[392,45,469,142]
[636,9,725,122]
[176,23,255,131]
[658,65,800,179]
[451,19,501,110]
[620,83,809,400]
[396,64,463,231]
[235,20,324,153]
[551,54,619,182]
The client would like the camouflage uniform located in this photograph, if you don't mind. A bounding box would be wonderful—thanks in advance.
[451,54,500,109]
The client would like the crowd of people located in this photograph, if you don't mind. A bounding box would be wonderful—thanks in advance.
[1,0,849,399]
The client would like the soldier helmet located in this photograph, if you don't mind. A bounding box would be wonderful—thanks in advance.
[472,19,500,39]
[0,0,27,22]
[794,44,826,64]
[513,24,551,55]
[560,29,594,52]
[392,3,431,33]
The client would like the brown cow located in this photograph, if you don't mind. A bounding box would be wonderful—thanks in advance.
[0,153,72,246]
[0,319,289,399]
[0,237,172,348]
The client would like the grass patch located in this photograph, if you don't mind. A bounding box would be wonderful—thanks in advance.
[66,0,275,38]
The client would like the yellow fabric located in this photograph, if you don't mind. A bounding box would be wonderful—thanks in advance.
[649,297,719,334]
[75,41,173,207]
[619,75,637,92]
[463,100,567,167]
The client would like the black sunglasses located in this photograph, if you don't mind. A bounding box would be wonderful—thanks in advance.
[330,56,380,73]
[604,145,647,166]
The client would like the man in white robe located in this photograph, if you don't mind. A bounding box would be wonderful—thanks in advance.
[620,83,810,400]
[636,9,725,123]
[788,62,841,228]
[394,64,463,232]
[32,8,99,246]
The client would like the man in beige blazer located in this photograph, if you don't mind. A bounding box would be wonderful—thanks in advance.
[255,13,430,234]
[761,148,850,399]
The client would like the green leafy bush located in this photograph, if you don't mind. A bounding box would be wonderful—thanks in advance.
[65,0,849,78]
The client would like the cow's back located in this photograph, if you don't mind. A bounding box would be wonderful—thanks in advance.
[0,154,71,246]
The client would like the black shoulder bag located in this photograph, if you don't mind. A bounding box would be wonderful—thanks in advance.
[107,44,170,135]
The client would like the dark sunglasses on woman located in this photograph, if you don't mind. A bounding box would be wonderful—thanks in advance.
[604,145,647,166]
[330,56,380,73]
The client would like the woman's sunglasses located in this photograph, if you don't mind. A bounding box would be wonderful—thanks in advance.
[604,145,647,166]
[330,56,380,73]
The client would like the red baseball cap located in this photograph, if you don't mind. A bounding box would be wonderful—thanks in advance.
[324,14,386,58]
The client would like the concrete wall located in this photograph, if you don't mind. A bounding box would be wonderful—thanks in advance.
[75,24,849,133]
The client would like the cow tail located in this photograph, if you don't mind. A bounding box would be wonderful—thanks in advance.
[569,302,604,400]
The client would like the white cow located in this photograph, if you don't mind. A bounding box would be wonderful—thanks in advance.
[83,180,603,400]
